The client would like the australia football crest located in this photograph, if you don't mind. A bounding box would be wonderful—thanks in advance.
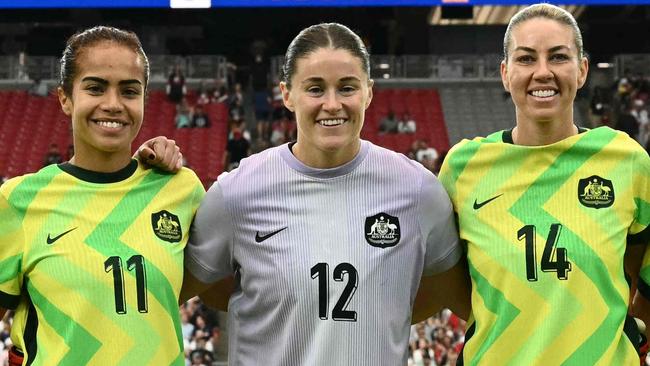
[578,175,614,209]
[151,210,182,243]
[365,212,400,248]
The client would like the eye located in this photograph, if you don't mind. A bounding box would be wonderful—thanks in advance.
[515,55,535,64]
[306,85,323,95]
[550,53,570,62]
[340,85,357,95]
[85,84,104,95]
[122,87,142,98]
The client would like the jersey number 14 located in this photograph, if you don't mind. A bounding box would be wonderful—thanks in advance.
[518,223,572,281]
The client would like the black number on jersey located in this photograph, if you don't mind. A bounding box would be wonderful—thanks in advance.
[310,262,358,322]
[518,224,571,281]
[104,255,148,314]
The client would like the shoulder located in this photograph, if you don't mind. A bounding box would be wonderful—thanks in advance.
[444,133,496,165]
[217,145,282,187]
[365,141,428,173]
[1,165,61,199]
[585,127,646,154]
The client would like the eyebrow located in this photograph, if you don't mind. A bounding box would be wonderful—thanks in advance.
[81,76,143,86]
[300,76,362,85]
[514,45,571,53]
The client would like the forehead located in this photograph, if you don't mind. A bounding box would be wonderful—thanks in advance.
[510,17,576,52]
[74,41,145,82]
[293,47,366,80]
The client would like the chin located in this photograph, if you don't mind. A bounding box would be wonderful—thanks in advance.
[317,136,353,151]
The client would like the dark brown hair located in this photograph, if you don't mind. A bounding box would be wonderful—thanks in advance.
[281,23,370,89]
[59,26,149,96]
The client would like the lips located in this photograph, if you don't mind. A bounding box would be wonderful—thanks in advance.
[92,119,128,129]
[528,89,558,98]
[317,118,347,127]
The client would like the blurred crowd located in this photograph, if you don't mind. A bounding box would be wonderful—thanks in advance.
[0,305,465,366]
[589,69,650,152]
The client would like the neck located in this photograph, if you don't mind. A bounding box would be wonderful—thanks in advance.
[512,119,578,146]
[292,140,361,169]
[70,147,133,173]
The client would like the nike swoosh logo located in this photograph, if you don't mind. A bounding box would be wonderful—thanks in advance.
[46,227,78,245]
[473,194,503,210]
[255,227,287,243]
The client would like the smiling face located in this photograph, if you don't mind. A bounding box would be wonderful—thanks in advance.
[501,17,588,129]
[280,47,373,168]
[58,41,145,171]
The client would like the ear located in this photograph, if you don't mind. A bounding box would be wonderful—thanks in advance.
[577,56,589,89]
[365,79,374,110]
[57,87,72,116]
[500,60,510,92]
[280,81,294,112]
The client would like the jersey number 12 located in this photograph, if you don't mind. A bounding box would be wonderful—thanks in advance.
[311,262,358,321]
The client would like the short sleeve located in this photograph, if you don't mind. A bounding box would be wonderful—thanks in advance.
[629,148,650,298]
[628,148,650,244]
[419,171,461,276]
[0,194,24,309]
[184,181,235,284]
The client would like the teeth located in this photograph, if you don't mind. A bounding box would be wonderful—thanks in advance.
[95,121,124,128]
[530,90,557,98]
[318,119,345,126]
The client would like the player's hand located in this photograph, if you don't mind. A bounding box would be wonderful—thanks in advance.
[636,318,648,366]
[136,136,183,172]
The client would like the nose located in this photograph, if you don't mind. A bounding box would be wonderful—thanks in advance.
[533,58,553,81]
[101,89,124,113]
[322,89,342,113]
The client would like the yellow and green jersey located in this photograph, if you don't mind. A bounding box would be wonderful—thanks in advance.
[0,160,205,366]
[439,127,650,365]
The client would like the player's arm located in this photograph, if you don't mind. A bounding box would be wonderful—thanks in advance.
[183,180,235,311]
[412,257,471,323]
[631,242,650,326]
[135,136,183,172]
[627,243,646,307]
[180,270,234,311]
[0,308,6,321]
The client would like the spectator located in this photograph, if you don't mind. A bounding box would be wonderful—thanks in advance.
[166,64,186,104]
[616,103,639,139]
[28,77,49,97]
[43,143,63,167]
[228,119,251,141]
[212,79,229,103]
[192,104,210,128]
[175,98,192,128]
[223,128,250,171]
[378,110,398,133]
[228,83,245,122]
[415,140,439,172]
[269,118,288,146]
[398,112,417,134]
[270,79,287,122]
[631,98,649,144]
[588,87,609,127]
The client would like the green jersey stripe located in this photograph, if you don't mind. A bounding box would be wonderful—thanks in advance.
[0,254,21,284]
[467,261,520,365]
[27,281,101,365]
[83,171,184,356]
[7,166,59,221]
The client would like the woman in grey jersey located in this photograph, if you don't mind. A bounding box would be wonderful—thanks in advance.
[181,23,470,365]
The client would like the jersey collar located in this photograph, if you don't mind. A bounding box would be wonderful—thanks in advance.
[58,159,139,183]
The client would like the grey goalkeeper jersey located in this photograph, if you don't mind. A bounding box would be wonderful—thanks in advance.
[185,140,461,366]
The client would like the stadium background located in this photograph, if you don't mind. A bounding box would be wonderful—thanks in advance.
[0,1,649,365]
